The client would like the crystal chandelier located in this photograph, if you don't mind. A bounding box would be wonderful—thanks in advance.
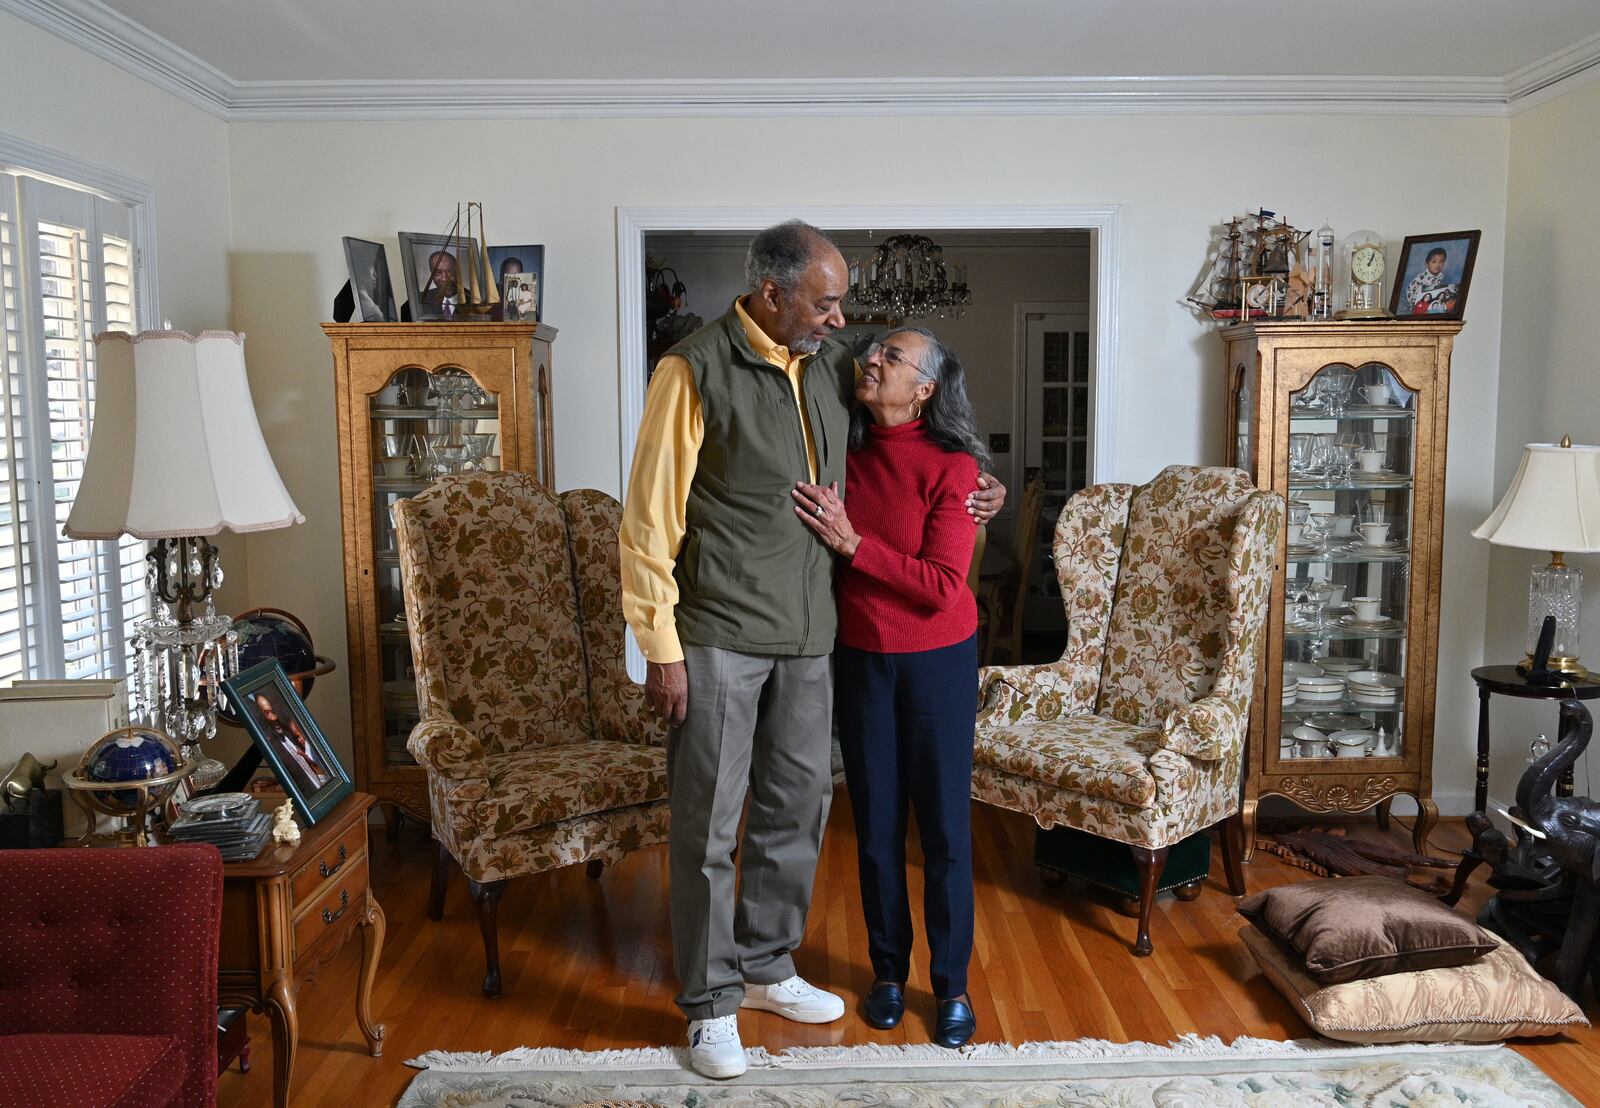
[847,234,972,320]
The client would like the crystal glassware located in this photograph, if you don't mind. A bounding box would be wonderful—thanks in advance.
[1319,370,1356,416]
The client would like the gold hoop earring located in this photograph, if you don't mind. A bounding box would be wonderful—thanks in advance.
[911,401,923,421]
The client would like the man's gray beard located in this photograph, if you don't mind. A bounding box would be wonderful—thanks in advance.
[790,335,822,354]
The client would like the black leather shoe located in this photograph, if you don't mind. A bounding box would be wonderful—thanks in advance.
[934,994,976,1048]
[863,981,904,1029]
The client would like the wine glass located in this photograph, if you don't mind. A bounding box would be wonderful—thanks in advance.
[1319,370,1356,416]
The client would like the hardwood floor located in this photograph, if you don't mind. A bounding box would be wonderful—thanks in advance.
[218,793,1600,1106]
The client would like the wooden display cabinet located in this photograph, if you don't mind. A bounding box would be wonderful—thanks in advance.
[323,322,556,830]
[1224,320,1460,856]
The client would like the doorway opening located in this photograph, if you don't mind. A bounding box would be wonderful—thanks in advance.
[616,206,1120,672]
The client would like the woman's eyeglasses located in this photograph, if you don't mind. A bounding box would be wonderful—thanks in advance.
[864,342,923,374]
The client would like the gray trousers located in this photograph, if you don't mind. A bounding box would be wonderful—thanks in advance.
[667,643,834,1019]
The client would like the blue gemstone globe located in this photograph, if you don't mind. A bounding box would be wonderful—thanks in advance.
[233,611,317,689]
[84,727,180,810]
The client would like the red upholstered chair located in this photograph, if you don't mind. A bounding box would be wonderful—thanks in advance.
[0,844,223,1108]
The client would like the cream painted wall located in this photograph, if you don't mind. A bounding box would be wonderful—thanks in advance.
[226,113,1509,802]
[1485,80,1600,806]
[0,12,260,767]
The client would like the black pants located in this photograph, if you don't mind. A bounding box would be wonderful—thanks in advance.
[836,634,977,1000]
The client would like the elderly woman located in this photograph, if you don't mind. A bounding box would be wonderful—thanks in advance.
[792,327,989,1049]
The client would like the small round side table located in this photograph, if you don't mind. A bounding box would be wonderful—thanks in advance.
[1470,664,1600,813]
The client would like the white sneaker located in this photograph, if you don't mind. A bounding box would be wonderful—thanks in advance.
[740,975,845,1024]
[687,1014,746,1079]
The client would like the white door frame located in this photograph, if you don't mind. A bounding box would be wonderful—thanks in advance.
[615,205,1119,682]
[615,205,1120,491]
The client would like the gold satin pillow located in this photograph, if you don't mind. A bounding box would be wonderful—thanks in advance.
[1241,924,1588,1043]
[1237,876,1497,983]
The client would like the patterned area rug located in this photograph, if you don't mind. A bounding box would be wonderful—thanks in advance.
[399,1035,1579,1107]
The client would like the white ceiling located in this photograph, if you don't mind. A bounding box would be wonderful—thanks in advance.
[84,0,1600,82]
[6,0,1600,118]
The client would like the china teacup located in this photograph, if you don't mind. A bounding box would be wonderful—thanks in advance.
[1360,383,1392,406]
[1287,523,1304,545]
[1358,521,1391,545]
[1357,449,1386,473]
[1352,596,1383,621]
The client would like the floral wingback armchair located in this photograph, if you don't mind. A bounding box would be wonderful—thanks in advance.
[972,465,1281,956]
[395,473,669,997]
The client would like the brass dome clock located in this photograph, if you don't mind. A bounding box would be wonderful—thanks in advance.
[1334,230,1391,319]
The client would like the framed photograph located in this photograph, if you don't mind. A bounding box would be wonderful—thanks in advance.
[1390,230,1480,320]
[487,244,544,321]
[398,231,481,321]
[222,660,352,825]
[341,237,397,322]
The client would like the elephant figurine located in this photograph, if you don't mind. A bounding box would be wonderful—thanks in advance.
[1514,699,1600,998]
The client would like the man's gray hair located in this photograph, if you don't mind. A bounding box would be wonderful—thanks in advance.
[745,220,833,294]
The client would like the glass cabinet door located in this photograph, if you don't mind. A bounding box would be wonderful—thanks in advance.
[368,366,501,768]
[1233,361,1254,470]
[1277,361,1414,766]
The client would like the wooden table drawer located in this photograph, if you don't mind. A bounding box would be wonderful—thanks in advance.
[293,854,369,961]
[290,818,368,908]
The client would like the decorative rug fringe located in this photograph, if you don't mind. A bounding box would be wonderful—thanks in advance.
[406,1034,1498,1073]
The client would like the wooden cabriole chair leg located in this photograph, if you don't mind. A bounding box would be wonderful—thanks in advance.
[1217,812,1248,897]
[1128,845,1169,957]
[467,878,509,998]
[428,840,452,921]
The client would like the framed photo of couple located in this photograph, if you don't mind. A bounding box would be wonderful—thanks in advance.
[222,660,353,825]
[488,245,544,322]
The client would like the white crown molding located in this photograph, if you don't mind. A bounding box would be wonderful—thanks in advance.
[223,74,1516,120]
[0,0,231,117]
[1506,29,1600,114]
[7,0,1600,120]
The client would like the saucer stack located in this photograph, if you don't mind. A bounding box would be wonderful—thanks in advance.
[1348,670,1403,707]
[1296,675,1346,704]
[1281,674,1298,708]
[168,792,272,861]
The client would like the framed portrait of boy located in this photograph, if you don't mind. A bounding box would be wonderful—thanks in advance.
[222,660,353,825]
[342,237,398,322]
[1390,230,1480,320]
[487,244,544,321]
[398,231,482,321]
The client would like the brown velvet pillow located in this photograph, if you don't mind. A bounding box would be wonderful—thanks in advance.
[1237,876,1498,984]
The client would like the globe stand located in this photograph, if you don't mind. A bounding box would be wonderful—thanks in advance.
[63,728,194,847]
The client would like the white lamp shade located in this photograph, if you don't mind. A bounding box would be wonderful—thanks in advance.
[64,330,304,540]
[1472,442,1600,554]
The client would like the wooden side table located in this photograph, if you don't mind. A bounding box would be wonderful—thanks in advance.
[1470,666,1600,814]
[219,791,386,1108]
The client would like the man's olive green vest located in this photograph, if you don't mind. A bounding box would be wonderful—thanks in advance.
[670,306,853,656]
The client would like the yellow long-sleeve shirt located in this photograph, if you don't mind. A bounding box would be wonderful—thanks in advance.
[620,299,820,665]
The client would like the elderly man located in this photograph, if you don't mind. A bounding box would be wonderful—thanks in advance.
[620,220,1003,1078]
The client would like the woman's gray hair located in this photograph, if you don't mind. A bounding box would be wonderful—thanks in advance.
[850,326,992,472]
[745,220,831,294]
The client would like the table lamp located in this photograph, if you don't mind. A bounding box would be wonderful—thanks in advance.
[1473,437,1600,679]
[64,330,304,787]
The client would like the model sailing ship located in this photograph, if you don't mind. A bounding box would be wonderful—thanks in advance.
[422,202,500,317]
[1188,209,1319,323]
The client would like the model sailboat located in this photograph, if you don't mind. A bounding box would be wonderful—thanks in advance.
[426,202,499,317]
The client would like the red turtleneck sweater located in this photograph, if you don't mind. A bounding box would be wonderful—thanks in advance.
[837,419,979,653]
